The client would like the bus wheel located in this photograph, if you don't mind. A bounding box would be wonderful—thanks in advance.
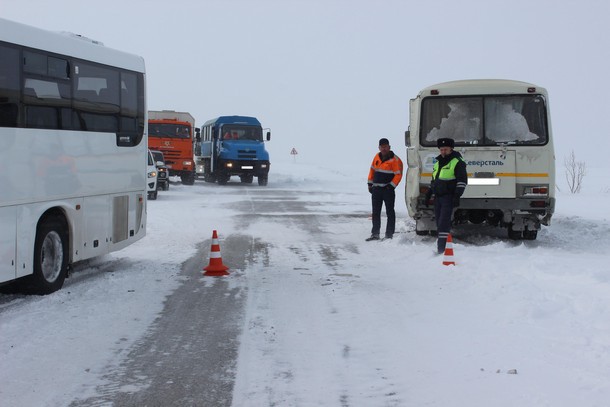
[508,225,522,240]
[29,216,69,294]
[523,229,538,240]
[258,175,268,186]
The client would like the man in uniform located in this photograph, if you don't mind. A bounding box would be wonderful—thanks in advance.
[426,138,468,253]
[367,138,403,241]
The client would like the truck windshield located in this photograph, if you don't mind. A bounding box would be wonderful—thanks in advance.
[149,123,191,139]
[220,125,262,141]
[420,95,548,146]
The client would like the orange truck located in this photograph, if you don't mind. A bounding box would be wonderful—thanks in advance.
[148,110,198,185]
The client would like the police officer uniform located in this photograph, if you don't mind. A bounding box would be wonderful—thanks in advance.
[427,138,468,253]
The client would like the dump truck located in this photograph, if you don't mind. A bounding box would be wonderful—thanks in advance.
[148,110,198,185]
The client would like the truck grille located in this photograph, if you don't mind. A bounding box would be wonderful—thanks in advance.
[237,150,257,159]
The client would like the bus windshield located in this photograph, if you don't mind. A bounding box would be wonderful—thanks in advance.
[420,95,548,147]
[149,123,191,139]
[220,125,262,141]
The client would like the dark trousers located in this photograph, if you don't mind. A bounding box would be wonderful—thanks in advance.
[434,194,454,253]
[371,187,396,237]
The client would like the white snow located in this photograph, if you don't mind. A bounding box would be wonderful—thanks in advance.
[2,159,610,406]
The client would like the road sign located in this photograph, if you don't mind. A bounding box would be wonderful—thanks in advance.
[290,148,298,155]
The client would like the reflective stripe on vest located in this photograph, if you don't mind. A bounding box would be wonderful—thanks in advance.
[433,157,461,181]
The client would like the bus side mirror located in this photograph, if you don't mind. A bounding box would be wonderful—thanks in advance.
[266,131,271,141]
[405,130,411,147]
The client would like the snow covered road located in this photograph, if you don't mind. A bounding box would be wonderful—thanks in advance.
[2,161,610,406]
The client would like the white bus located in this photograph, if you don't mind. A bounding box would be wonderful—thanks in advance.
[0,18,147,294]
[405,79,555,240]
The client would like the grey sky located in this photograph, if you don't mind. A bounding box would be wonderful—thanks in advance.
[3,0,609,171]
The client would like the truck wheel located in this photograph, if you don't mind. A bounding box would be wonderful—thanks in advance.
[26,216,69,294]
[240,175,253,184]
[217,175,230,185]
[258,175,268,186]
[148,190,158,200]
[181,173,195,185]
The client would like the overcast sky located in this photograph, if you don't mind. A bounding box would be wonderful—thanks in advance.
[3,0,609,172]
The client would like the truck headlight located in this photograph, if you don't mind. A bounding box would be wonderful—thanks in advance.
[182,160,193,166]
[226,162,233,168]
[148,171,157,178]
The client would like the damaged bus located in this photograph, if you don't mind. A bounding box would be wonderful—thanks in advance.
[405,79,555,240]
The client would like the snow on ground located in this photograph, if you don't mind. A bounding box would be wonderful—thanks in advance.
[2,160,610,406]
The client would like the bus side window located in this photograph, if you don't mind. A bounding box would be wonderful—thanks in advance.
[0,44,20,127]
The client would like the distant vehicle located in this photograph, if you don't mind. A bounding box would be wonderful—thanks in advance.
[147,150,158,200]
[148,110,198,185]
[0,18,147,294]
[405,79,555,240]
[151,150,169,191]
[198,116,271,186]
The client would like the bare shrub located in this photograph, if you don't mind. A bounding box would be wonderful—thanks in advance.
[564,150,586,194]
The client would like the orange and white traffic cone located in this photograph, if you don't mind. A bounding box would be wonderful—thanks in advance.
[442,234,456,266]
[203,230,230,276]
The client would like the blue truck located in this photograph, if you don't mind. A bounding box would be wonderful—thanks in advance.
[195,115,271,185]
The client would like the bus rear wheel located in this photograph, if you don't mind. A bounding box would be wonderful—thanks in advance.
[27,216,69,294]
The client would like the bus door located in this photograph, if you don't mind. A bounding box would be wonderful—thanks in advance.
[461,149,517,199]
[0,207,16,283]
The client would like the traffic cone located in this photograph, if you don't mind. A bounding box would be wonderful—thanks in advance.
[203,230,229,276]
[442,234,456,266]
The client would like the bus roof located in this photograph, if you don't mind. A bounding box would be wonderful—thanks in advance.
[203,116,262,127]
[0,18,145,73]
[418,79,548,97]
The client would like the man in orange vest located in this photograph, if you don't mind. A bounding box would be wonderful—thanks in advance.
[367,138,403,241]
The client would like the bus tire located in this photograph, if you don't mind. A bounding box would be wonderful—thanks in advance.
[523,229,538,240]
[28,216,69,295]
[508,225,522,240]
